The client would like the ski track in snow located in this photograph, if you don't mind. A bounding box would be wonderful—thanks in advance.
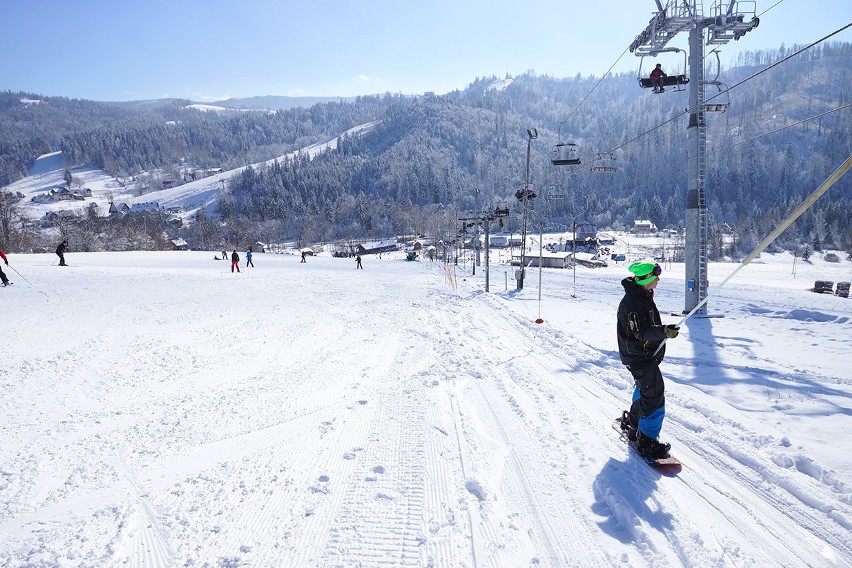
[1,251,850,567]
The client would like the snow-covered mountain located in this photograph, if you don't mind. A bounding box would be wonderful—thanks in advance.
[5,122,379,224]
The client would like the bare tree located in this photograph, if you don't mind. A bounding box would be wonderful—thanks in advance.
[0,192,19,247]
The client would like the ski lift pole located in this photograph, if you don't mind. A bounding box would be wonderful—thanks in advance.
[653,152,852,358]
[572,218,577,298]
[7,264,34,287]
[537,219,544,323]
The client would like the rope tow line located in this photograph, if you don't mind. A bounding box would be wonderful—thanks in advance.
[652,152,852,357]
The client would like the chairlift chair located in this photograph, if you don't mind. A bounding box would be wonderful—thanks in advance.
[591,152,617,173]
[637,49,689,93]
[703,51,730,112]
[551,142,581,166]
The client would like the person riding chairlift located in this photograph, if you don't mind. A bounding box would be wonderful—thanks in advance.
[650,63,667,94]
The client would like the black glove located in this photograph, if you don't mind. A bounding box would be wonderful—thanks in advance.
[664,325,680,339]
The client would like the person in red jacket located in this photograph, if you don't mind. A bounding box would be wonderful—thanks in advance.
[0,249,9,286]
[650,63,667,93]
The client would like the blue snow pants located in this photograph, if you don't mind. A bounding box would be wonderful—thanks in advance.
[628,359,665,439]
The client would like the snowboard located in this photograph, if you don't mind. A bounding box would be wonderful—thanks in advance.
[612,418,682,475]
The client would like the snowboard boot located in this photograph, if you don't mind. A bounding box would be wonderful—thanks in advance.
[637,431,671,459]
[619,410,638,442]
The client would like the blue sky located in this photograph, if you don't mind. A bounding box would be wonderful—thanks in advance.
[1,0,849,102]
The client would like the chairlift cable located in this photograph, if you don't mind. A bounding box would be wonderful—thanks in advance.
[703,22,852,108]
[709,102,852,156]
[590,93,657,153]
[757,0,785,19]
[552,46,631,145]
[651,152,852,358]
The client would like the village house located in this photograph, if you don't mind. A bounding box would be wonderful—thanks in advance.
[109,202,131,217]
[512,250,575,269]
[170,238,189,251]
[31,186,91,203]
[128,202,162,215]
[356,239,399,255]
[40,209,77,228]
[631,219,658,234]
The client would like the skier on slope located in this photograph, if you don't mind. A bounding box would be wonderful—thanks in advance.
[616,260,680,459]
[0,248,10,286]
[56,238,68,266]
[230,250,240,273]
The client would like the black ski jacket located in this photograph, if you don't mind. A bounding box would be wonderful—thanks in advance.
[617,277,667,369]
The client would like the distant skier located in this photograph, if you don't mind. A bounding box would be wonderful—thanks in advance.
[222,250,228,261]
[0,248,10,286]
[231,250,240,273]
[300,251,307,263]
[355,255,363,269]
[246,247,254,268]
[56,239,68,266]
[616,261,680,459]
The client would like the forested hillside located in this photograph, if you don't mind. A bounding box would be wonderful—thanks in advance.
[1,42,850,254]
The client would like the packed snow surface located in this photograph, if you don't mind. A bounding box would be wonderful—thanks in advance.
[1,247,850,567]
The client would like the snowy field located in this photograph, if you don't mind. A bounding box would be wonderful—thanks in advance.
[1,247,851,567]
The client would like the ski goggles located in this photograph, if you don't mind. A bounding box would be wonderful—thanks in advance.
[635,263,662,285]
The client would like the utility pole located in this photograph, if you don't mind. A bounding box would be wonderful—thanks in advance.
[517,128,538,289]
[629,0,759,314]
[460,207,509,292]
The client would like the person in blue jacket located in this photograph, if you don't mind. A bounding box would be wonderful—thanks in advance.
[246,247,254,268]
[617,260,680,459]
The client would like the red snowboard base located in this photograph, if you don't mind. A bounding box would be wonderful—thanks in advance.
[612,419,682,476]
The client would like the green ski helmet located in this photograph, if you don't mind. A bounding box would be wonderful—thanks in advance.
[629,261,661,285]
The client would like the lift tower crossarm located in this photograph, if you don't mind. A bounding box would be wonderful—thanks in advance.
[630,1,758,54]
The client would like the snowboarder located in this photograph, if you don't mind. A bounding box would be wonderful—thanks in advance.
[300,251,307,263]
[56,239,68,266]
[246,247,254,268]
[222,250,228,261]
[650,63,667,93]
[355,255,362,269]
[0,249,10,286]
[231,250,240,273]
[616,261,680,459]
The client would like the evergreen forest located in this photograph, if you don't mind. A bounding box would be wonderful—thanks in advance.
[1,42,850,257]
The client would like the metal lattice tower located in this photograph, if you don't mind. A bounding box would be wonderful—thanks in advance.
[687,21,709,313]
[630,0,759,314]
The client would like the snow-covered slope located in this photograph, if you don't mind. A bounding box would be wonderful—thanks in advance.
[1,248,850,567]
[3,121,379,223]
